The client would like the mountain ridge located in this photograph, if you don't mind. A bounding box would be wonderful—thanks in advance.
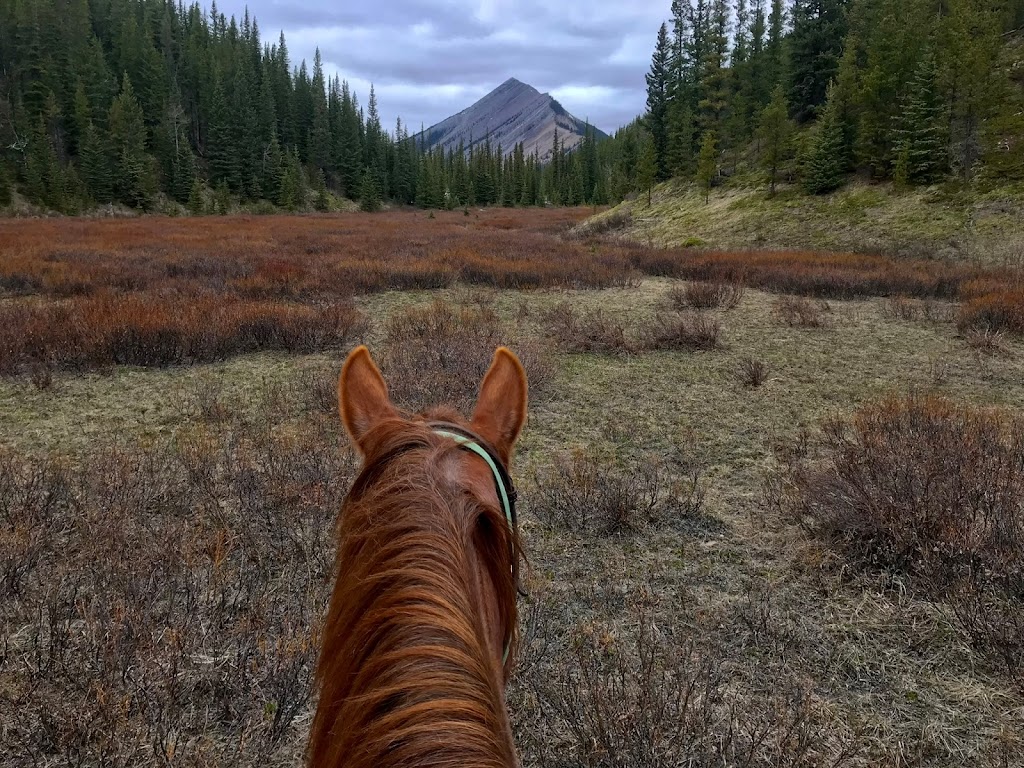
[418,78,606,162]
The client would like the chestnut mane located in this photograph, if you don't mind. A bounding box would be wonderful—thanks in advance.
[309,408,522,768]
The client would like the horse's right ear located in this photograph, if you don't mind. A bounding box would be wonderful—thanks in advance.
[338,346,397,452]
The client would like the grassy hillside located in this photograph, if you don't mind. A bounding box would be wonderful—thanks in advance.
[580,180,1024,265]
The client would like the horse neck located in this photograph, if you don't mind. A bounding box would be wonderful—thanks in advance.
[310,479,518,768]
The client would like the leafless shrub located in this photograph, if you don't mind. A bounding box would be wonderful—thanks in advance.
[921,299,956,324]
[295,367,339,414]
[737,356,769,388]
[27,360,54,391]
[781,394,1024,680]
[531,448,705,535]
[773,296,832,328]
[190,376,232,423]
[963,327,1010,357]
[643,312,722,351]
[882,295,923,321]
[512,594,861,768]
[542,302,634,355]
[1,414,357,766]
[380,299,556,413]
[669,279,745,310]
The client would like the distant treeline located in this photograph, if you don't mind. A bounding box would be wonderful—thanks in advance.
[643,0,1024,196]
[0,0,646,214]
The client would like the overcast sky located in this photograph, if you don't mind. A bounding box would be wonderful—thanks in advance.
[224,0,668,135]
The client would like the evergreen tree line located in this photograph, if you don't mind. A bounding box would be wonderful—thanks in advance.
[642,0,1024,198]
[0,0,638,213]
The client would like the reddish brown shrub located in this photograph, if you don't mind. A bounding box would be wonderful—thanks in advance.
[784,395,1024,677]
[378,299,555,414]
[773,296,831,328]
[0,295,366,374]
[957,289,1024,336]
[542,302,634,354]
[530,447,705,535]
[669,279,745,310]
[737,356,769,388]
[643,312,722,351]
[0,417,358,765]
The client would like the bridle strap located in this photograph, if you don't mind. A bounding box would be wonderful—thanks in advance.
[429,422,517,665]
[431,430,515,530]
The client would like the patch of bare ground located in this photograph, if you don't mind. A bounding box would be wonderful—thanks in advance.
[3,268,1024,765]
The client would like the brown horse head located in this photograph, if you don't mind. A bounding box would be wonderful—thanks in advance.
[309,345,528,768]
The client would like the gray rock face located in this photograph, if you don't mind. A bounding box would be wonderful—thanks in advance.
[419,78,607,161]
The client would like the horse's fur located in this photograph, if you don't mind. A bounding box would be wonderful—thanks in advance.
[309,347,526,768]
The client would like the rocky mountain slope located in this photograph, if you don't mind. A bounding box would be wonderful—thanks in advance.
[419,78,606,161]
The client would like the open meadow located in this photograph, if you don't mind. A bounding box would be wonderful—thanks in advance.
[2,208,1024,767]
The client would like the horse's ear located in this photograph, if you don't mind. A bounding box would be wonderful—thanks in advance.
[471,347,528,466]
[338,346,397,452]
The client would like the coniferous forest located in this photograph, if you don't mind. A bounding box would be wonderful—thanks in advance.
[0,0,624,214]
[642,0,1024,196]
[1,0,1022,215]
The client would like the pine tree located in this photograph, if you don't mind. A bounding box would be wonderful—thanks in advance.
[696,131,717,203]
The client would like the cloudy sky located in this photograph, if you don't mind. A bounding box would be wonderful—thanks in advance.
[224,0,668,135]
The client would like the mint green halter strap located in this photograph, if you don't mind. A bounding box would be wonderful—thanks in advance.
[432,429,515,530]
[432,428,516,666]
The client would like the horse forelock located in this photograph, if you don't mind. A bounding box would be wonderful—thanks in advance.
[309,413,521,768]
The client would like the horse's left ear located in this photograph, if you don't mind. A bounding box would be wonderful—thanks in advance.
[471,347,528,466]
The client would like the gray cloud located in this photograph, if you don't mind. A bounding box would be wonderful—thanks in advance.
[225,0,667,134]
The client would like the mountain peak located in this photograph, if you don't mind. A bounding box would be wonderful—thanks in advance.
[420,79,606,162]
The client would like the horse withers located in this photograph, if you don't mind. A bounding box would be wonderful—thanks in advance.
[309,345,527,767]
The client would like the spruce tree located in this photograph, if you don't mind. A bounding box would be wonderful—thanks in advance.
[788,0,849,123]
[207,77,239,191]
[359,168,382,212]
[0,163,12,207]
[758,86,793,194]
[187,178,206,214]
[79,121,112,202]
[803,83,848,194]
[313,168,330,211]
[891,51,948,184]
[645,23,672,179]
[108,75,151,208]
